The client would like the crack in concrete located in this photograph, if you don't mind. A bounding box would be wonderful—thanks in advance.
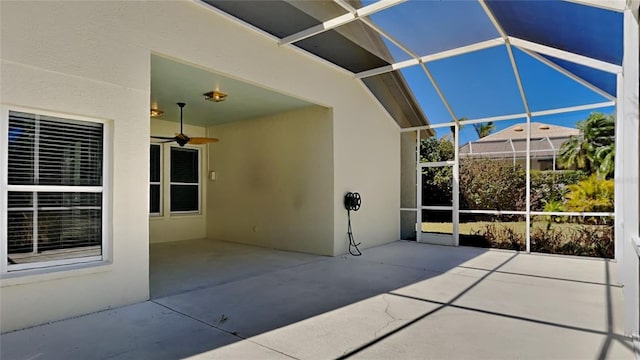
[374,295,406,339]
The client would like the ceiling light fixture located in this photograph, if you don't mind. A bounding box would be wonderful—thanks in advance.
[150,109,164,118]
[204,90,228,102]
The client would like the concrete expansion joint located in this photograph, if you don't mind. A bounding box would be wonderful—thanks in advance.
[148,300,298,359]
[149,300,244,340]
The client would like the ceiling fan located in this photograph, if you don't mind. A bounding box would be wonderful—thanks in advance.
[150,102,219,147]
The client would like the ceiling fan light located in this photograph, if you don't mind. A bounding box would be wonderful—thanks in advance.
[150,109,164,118]
[204,90,227,102]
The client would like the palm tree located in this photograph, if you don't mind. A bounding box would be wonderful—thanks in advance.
[558,120,592,171]
[473,122,496,139]
[448,117,467,142]
[559,112,615,178]
[594,145,615,179]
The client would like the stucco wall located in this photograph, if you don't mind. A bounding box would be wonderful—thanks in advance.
[0,0,400,332]
[206,106,334,255]
[149,119,208,243]
[332,95,400,255]
[0,1,151,332]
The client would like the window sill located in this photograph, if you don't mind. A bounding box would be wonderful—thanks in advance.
[169,212,203,219]
[1,260,113,287]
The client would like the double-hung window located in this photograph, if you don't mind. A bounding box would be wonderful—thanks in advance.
[149,144,161,215]
[2,110,106,272]
[170,147,199,213]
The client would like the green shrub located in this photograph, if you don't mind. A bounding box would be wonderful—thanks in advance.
[461,223,525,251]
[421,137,454,213]
[530,170,586,211]
[459,158,526,211]
[463,222,614,258]
[422,166,452,207]
[541,199,567,223]
[530,224,613,258]
[564,174,614,213]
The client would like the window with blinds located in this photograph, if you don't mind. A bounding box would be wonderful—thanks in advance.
[150,144,161,215]
[170,147,199,213]
[5,110,105,270]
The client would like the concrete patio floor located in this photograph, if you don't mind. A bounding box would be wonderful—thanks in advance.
[1,240,636,359]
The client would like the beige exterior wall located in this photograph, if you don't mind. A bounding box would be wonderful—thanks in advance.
[149,119,208,243]
[206,106,334,255]
[0,0,400,332]
[332,98,400,255]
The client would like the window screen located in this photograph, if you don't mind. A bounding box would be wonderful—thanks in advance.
[170,147,199,212]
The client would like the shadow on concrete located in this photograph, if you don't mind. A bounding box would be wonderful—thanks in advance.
[150,240,489,343]
[1,240,633,360]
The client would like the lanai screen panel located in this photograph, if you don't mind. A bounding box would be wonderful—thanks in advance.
[513,48,612,112]
[541,54,618,97]
[294,29,389,73]
[486,0,623,65]
[427,46,525,120]
[365,0,499,57]
[203,0,344,38]
[301,20,414,67]
[398,66,453,124]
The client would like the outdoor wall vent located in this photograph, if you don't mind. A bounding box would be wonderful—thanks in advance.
[539,125,551,130]
[514,126,524,132]
[204,91,228,102]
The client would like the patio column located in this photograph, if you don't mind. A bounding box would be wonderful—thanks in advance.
[617,7,640,339]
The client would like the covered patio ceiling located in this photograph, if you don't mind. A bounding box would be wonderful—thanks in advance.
[200,0,632,130]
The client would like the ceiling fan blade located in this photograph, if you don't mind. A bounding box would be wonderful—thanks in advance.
[151,135,177,140]
[188,137,219,144]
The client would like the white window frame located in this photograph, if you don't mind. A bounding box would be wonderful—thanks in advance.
[149,143,162,217]
[0,106,111,273]
[169,145,201,215]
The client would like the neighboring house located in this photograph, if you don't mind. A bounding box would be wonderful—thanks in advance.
[459,122,580,171]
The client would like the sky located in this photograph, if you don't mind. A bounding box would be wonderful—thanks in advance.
[364,0,617,146]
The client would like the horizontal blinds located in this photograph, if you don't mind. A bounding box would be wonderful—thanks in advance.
[150,145,161,214]
[8,112,35,184]
[150,185,160,213]
[7,211,33,254]
[7,192,102,258]
[8,111,103,186]
[170,185,198,212]
[150,145,161,182]
[170,147,199,212]
[7,191,32,208]
[6,111,104,268]
[170,148,198,183]
[37,208,102,252]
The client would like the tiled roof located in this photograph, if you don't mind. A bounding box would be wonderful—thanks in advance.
[477,122,580,142]
[460,122,579,159]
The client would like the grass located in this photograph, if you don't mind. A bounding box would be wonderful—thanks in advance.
[422,220,614,258]
[422,221,608,235]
